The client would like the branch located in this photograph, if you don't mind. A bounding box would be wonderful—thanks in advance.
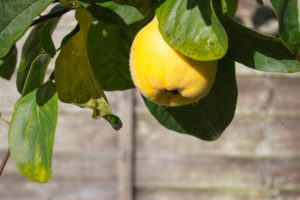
[0,117,10,125]
[47,71,55,82]
[31,7,70,26]
[0,148,10,177]
[0,118,10,177]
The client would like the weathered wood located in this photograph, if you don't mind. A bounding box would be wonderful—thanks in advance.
[135,153,300,190]
[0,152,118,185]
[55,113,119,153]
[1,1,300,200]
[136,188,300,200]
[0,186,117,200]
[136,114,300,157]
[236,76,300,115]
[117,90,136,200]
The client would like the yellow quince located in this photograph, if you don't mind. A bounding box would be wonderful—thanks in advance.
[130,17,218,107]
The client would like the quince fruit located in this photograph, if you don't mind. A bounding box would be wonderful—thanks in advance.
[130,17,218,107]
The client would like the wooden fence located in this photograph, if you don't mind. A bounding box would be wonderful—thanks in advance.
[1,1,300,199]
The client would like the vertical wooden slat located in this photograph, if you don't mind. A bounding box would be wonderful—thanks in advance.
[118,90,136,200]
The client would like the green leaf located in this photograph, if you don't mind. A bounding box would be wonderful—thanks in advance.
[144,57,237,141]
[16,12,60,94]
[103,114,122,130]
[97,1,144,25]
[17,26,43,94]
[112,0,156,18]
[36,81,56,106]
[9,88,58,182]
[22,54,51,96]
[0,45,17,80]
[218,13,300,73]
[221,0,239,18]
[55,8,122,129]
[39,22,57,57]
[87,20,134,91]
[82,2,129,26]
[156,0,228,61]
[270,0,300,53]
[0,0,54,58]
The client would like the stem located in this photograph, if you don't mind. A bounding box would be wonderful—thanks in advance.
[47,71,55,81]
[31,7,70,26]
[0,118,10,177]
[0,117,10,126]
[0,148,10,177]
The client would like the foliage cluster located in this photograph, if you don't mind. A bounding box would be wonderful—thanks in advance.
[0,0,299,182]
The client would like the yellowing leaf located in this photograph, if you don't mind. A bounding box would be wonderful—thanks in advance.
[9,88,58,182]
[55,8,119,123]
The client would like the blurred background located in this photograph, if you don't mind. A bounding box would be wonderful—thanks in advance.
[1,0,300,199]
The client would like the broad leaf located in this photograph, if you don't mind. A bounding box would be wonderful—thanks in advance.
[156,0,228,61]
[0,45,17,80]
[270,0,300,53]
[9,88,58,182]
[55,8,122,129]
[36,81,56,106]
[218,13,300,73]
[144,57,237,141]
[112,0,156,18]
[97,1,144,25]
[82,2,131,25]
[85,1,154,91]
[87,20,134,91]
[0,0,54,58]
[39,22,57,57]
[22,54,51,96]
[16,10,60,94]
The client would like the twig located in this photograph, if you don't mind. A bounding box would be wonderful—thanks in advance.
[47,71,55,82]
[0,118,10,177]
[0,117,10,125]
[31,7,70,26]
[0,148,10,177]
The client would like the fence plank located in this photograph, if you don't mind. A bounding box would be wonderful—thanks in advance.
[136,153,300,190]
[136,114,300,157]
[136,188,300,200]
[118,90,136,200]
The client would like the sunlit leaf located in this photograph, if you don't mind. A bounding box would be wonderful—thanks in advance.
[156,0,228,61]
[217,13,300,73]
[0,0,54,58]
[9,88,58,182]
[270,0,300,53]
